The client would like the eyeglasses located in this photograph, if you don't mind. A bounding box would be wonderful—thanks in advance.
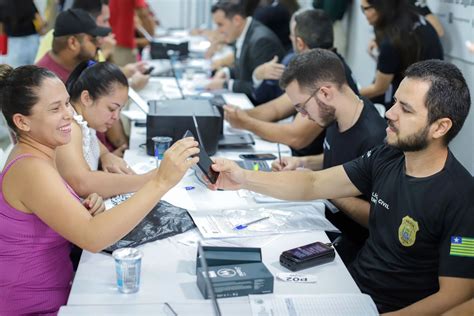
[294,89,319,116]
[360,4,373,13]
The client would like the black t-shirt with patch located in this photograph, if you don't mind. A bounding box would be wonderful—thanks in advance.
[343,145,474,312]
[324,98,387,249]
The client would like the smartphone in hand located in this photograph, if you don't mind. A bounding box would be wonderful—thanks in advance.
[143,66,155,75]
[183,130,219,184]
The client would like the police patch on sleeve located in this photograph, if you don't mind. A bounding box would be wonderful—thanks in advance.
[398,216,419,247]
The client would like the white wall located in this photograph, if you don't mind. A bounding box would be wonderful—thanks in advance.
[428,0,474,174]
[148,0,214,29]
[346,0,474,174]
[148,0,315,29]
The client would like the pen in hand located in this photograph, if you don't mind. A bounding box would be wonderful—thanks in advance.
[233,216,270,230]
[277,143,282,166]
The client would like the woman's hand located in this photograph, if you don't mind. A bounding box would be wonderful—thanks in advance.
[100,152,135,175]
[155,137,200,189]
[82,193,106,216]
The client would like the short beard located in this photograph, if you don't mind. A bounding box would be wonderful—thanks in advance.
[76,47,97,64]
[386,123,430,152]
[316,97,336,127]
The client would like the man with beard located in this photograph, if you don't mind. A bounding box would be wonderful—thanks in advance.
[224,9,359,158]
[36,8,110,83]
[270,49,386,264]
[210,58,474,314]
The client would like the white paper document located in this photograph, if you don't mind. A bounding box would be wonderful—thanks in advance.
[249,294,378,316]
[188,203,338,239]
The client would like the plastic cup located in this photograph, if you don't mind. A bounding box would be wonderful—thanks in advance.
[152,136,172,166]
[112,248,142,294]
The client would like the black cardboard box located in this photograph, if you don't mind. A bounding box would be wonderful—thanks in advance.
[196,246,274,299]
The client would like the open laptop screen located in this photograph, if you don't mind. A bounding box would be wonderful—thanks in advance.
[128,88,149,115]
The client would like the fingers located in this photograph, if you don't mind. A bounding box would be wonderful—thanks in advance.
[114,144,128,153]
[271,161,282,171]
[93,203,106,216]
[83,193,105,216]
[166,138,200,162]
[119,164,135,175]
[104,165,122,174]
[211,158,236,172]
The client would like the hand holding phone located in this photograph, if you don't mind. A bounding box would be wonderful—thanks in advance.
[143,66,155,75]
[183,130,219,184]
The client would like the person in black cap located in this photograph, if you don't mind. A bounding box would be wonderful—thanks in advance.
[36,8,111,83]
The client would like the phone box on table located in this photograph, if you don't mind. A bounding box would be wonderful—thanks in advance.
[196,246,274,299]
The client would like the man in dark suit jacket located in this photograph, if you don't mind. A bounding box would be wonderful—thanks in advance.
[206,0,285,103]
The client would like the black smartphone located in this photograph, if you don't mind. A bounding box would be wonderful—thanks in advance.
[239,153,277,161]
[183,130,219,184]
[143,66,155,75]
[279,241,335,272]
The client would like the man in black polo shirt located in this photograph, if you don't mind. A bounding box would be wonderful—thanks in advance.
[271,49,386,264]
[211,59,474,313]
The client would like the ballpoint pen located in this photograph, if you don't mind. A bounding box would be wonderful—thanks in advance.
[233,216,270,230]
[277,143,282,166]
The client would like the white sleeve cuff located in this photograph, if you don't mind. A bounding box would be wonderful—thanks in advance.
[252,70,263,88]
[222,67,231,80]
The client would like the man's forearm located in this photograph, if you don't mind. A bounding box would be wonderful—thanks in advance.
[384,278,474,316]
[247,93,293,122]
[243,118,321,150]
[242,165,360,201]
[301,154,324,171]
[330,197,370,228]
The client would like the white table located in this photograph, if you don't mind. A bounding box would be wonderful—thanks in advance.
[64,80,360,315]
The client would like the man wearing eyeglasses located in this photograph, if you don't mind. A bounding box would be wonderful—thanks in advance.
[224,9,359,159]
[210,57,474,314]
[268,49,386,265]
[36,8,110,83]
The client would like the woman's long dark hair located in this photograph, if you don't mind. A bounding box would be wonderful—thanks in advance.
[368,0,423,72]
[66,61,128,103]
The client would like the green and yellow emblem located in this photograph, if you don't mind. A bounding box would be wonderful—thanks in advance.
[398,216,419,247]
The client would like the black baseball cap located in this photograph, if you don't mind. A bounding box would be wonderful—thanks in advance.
[53,8,111,37]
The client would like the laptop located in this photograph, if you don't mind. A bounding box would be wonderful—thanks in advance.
[128,88,149,115]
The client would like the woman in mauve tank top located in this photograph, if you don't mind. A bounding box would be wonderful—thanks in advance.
[0,65,198,315]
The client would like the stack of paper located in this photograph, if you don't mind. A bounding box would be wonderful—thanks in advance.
[249,294,378,316]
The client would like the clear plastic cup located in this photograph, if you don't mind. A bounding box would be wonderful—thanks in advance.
[112,248,142,294]
[152,136,172,167]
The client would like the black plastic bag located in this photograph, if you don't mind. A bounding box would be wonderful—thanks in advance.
[103,200,196,253]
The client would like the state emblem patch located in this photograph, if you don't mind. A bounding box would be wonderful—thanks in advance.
[398,216,419,247]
